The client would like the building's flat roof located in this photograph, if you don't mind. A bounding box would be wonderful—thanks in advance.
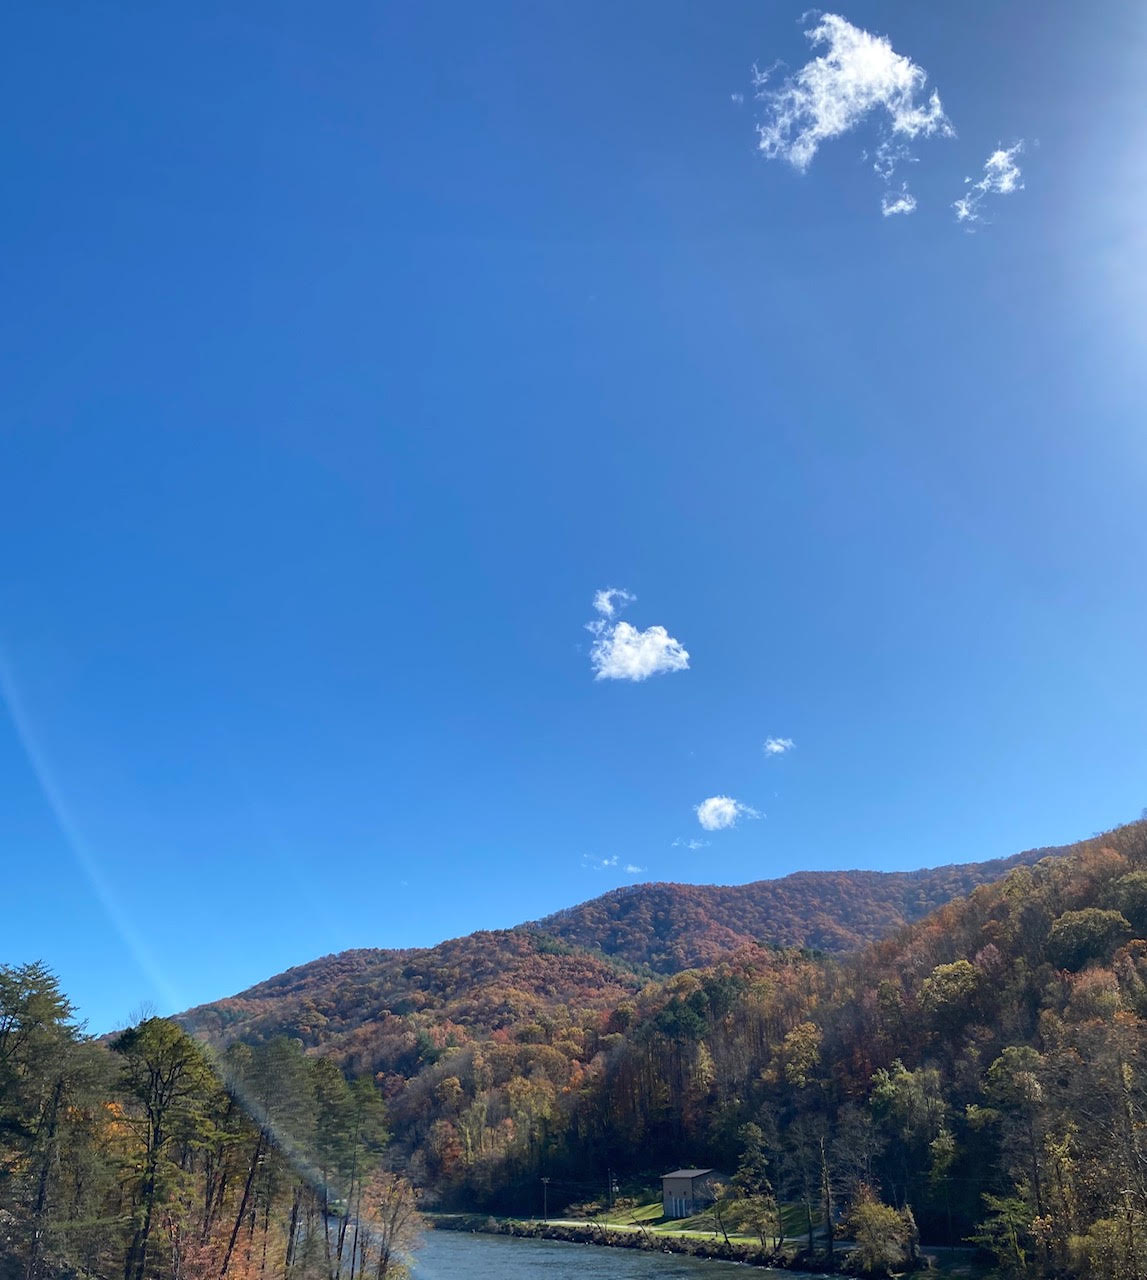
[662,1169,714,1180]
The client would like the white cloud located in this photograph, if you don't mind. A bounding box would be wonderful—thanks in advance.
[755,14,953,177]
[590,620,690,681]
[586,589,689,682]
[593,587,636,619]
[582,854,645,876]
[763,736,795,756]
[695,795,761,832]
[673,837,710,851]
[873,140,915,182]
[954,142,1025,224]
[881,185,917,217]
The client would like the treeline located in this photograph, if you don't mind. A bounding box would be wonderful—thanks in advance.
[386,822,1147,1278]
[0,970,418,1280]
[533,847,1051,972]
[11,821,1147,1279]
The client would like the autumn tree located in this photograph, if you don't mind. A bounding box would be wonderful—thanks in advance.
[845,1185,911,1277]
[359,1172,420,1280]
[113,1019,218,1280]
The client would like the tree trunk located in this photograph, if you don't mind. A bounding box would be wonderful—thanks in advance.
[219,1130,265,1279]
[260,1194,271,1277]
[285,1188,301,1277]
[126,1140,162,1280]
[24,1077,64,1280]
[819,1134,834,1261]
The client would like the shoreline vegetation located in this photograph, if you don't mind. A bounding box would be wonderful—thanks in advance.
[424,1212,983,1276]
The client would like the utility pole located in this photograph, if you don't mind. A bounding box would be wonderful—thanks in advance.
[607,1168,614,1211]
[542,1177,550,1222]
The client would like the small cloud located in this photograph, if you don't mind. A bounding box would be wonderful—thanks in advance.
[752,57,783,89]
[586,590,689,682]
[695,795,761,832]
[593,587,636,619]
[672,837,711,851]
[590,621,690,681]
[763,736,795,756]
[730,91,745,105]
[954,142,1024,225]
[873,140,916,182]
[754,13,953,200]
[881,185,917,217]
[582,854,644,876]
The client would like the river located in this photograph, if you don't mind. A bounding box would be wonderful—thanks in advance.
[411,1230,833,1278]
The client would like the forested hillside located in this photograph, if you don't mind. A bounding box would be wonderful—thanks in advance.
[396,819,1147,1277]
[9,822,1147,1280]
[176,820,1147,1279]
[181,844,1054,1064]
[532,846,1054,971]
[179,930,645,1079]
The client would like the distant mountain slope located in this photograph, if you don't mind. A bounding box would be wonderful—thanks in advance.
[530,845,1058,972]
[180,841,1062,1069]
[179,929,645,1075]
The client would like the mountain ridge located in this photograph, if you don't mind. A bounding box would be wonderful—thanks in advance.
[179,839,1064,1056]
[528,843,1058,971]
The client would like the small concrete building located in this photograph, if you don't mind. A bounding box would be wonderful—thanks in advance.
[661,1168,721,1219]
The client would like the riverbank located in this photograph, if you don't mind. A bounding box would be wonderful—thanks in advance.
[412,1229,804,1279]
[427,1214,799,1269]
[427,1212,993,1276]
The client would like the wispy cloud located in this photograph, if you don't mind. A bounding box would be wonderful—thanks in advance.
[582,854,645,877]
[872,140,915,183]
[695,795,761,832]
[673,837,711,851]
[592,587,636,619]
[763,736,795,757]
[586,588,689,682]
[755,13,953,201]
[954,142,1025,225]
[881,185,917,217]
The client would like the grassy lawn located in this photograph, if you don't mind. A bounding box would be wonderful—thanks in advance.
[546,1198,985,1274]
[555,1195,821,1245]
[578,1198,819,1239]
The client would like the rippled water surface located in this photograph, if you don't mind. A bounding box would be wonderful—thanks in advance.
[411,1230,830,1278]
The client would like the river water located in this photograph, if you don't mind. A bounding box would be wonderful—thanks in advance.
[411,1230,831,1278]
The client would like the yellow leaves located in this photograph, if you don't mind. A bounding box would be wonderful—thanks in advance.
[773,1020,822,1089]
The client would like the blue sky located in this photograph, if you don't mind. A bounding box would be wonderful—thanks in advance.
[2,2,1146,1031]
